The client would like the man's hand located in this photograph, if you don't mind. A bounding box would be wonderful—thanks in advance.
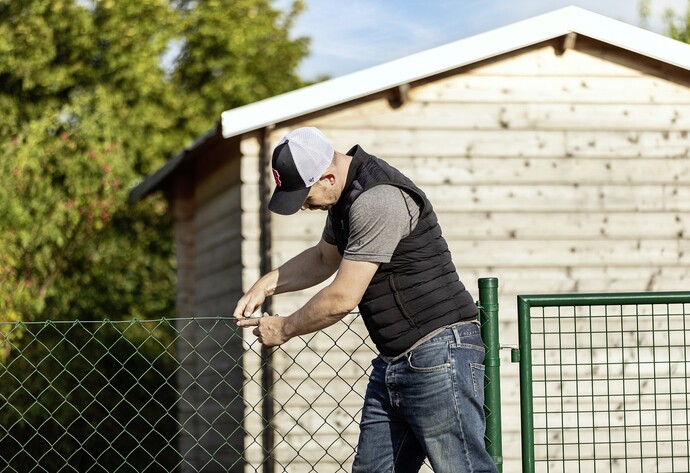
[236,313,288,347]
[233,282,270,319]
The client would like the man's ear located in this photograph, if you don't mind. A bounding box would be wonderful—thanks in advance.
[320,172,336,185]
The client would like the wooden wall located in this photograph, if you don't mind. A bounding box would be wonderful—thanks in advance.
[173,136,247,472]
[259,42,690,472]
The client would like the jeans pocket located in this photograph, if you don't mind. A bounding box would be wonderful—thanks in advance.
[406,342,451,372]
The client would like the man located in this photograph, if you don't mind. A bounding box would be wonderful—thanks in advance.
[234,127,497,473]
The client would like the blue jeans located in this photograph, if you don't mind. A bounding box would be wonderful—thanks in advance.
[352,323,497,473]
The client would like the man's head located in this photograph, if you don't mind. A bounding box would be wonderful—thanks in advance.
[268,127,336,215]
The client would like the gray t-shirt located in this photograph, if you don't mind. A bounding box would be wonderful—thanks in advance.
[322,185,420,262]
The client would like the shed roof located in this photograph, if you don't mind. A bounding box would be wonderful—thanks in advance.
[130,6,690,201]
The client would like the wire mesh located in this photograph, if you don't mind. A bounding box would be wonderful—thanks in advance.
[1,282,504,473]
[0,315,382,472]
[517,293,690,473]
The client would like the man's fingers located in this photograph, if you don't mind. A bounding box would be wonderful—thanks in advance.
[236,317,261,328]
[233,297,259,319]
[232,299,248,319]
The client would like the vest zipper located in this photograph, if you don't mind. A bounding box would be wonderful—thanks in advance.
[389,274,418,328]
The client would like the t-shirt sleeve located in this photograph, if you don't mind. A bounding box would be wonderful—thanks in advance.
[343,185,420,263]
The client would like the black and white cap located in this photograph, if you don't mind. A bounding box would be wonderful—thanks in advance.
[268,127,334,215]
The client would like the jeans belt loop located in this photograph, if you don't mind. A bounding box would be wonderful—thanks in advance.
[451,325,462,345]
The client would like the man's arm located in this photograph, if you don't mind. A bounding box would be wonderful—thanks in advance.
[236,258,379,347]
[233,237,342,318]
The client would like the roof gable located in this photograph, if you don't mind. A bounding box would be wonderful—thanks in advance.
[130,6,690,202]
[220,6,690,139]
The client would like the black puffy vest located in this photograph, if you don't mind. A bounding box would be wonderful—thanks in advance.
[330,146,477,357]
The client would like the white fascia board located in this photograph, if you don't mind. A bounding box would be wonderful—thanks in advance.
[566,6,690,70]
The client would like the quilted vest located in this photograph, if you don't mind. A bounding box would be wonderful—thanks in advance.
[329,146,477,356]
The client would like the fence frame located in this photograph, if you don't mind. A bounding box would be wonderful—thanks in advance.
[516,290,690,473]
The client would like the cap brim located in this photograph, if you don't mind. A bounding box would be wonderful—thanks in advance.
[268,186,310,215]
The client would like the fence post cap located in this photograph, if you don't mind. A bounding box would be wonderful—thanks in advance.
[478,277,498,288]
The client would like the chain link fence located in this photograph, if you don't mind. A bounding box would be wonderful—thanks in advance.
[0,315,379,472]
[9,283,689,472]
[0,281,505,472]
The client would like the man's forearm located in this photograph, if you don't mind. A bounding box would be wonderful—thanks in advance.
[237,259,378,347]
[273,245,338,295]
[282,285,354,338]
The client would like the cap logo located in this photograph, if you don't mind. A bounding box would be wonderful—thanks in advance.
[272,168,282,187]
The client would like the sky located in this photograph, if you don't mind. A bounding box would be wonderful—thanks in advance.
[277,0,689,80]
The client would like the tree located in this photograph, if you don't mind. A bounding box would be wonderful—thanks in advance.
[173,0,309,135]
[638,0,690,43]
[0,0,309,339]
[0,0,309,468]
[663,0,690,43]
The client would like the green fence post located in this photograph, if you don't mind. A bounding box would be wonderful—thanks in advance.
[517,296,535,473]
[478,277,503,472]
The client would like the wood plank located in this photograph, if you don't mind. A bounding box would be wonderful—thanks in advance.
[194,291,242,318]
[424,184,690,212]
[195,211,241,256]
[325,128,567,158]
[195,152,240,206]
[391,156,690,184]
[171,177,196,318]
[321,129,690,160]
[564,130,690,159]
[270,211,689,240]
[462,266,690,294]
[240,181,261,211]
[410,75,690,104]
[316,101,690,131]
[254,152,690,187]
[195,185,240,228]
[257,182,690,213]
[436,211,690,240]
[195,265,243,302]
[447,239,690,267]
[468,46,643,77]
[195,235,241,279]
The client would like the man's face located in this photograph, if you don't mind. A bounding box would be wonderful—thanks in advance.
[301,178,338,211]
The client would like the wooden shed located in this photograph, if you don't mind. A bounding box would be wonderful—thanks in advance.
[130,6,690,472]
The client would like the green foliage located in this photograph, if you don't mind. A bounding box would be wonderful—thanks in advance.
[663,0,690,43]
[640,0,690,44]
[0,0,308,343]
[638,0,651,28]
[173,0,309,135]
[0,0,309,468]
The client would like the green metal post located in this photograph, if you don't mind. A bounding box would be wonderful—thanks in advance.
[517,296,535,473]
[478,277,503,472]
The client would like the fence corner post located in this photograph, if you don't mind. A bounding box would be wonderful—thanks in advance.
[478,277,503,472]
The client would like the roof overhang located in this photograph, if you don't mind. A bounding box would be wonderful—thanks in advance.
[130,6,690,202]
[220,6,690,139]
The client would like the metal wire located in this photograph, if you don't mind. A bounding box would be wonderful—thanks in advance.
[1,282,504,472]
[0,315,412,472]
